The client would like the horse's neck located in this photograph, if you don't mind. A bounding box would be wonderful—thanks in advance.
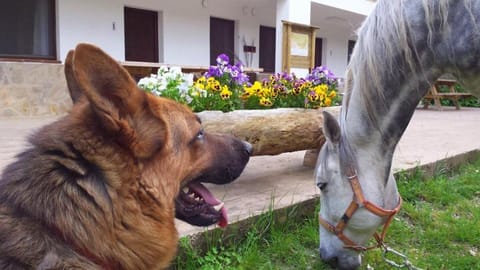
[338,0,480,207]
[340,61,441,208]
[343,0,480,150]
[343,68,439,151]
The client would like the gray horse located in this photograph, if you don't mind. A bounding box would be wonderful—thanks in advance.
[315,0,480,269]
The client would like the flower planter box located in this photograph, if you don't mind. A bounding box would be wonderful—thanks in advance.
[197,106,341,158]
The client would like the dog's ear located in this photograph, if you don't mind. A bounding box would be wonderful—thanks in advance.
[71,43,144,133]
[64,50,83,103]
[71,43,165,158]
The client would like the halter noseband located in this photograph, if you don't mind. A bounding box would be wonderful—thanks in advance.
[319,165,402,252]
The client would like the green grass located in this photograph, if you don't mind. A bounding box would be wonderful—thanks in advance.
[173,159,480,270]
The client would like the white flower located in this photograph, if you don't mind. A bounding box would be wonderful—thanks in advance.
[138,67,195,102]
[157,66,169,76]
[152,89,163,96]
[184,94,193,104]
[138,76,159,91]
[169,66,182,76]
[179,73,194,93]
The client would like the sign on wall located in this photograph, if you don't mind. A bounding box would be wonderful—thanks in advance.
[282,20,318,77]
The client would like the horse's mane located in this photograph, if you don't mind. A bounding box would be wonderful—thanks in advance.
[341,0,474,124]
[338,0,478,177]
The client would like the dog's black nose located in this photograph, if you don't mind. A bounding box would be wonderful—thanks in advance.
[242,141,253,156]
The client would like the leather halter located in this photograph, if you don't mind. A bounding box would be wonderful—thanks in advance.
[319,166,402,252]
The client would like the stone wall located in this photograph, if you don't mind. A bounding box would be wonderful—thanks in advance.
[0,62,72,118]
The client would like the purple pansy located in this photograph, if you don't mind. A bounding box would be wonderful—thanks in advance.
[230,63,249,85]
[216,54,229,66]
[307,66,337,85]
[206,66,223,78]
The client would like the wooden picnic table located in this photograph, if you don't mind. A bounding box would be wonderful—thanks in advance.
[423,79,473,110]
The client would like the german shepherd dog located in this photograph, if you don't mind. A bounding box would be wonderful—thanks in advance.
[0,44,252,269]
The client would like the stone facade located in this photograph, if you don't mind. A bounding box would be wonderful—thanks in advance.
[0,62,72,118]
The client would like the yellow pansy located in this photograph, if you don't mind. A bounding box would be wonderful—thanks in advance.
[197,76,207,84]
[259,97,273,107]
[259,86,273,98]
[303,81,313,88]
[328,91,337,98]
[308,91,319,102]
[324,97,332,106]
[315,84,328,95]
[207,77,215,84]
[220,86,232,99]
[292,87,302,95]
[208,80,221,92]
[193,76,207,89]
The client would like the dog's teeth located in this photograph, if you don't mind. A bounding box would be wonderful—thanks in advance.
[213,202,224,212]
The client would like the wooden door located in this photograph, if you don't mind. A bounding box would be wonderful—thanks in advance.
[315,38,323,67]
[210,17,234,65]
[124,7,158,62]
[259,25,276,73]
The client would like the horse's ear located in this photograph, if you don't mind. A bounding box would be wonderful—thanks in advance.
[64,50,83,103]
[322,111,341,144]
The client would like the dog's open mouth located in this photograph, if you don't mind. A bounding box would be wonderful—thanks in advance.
[175,182,228,228]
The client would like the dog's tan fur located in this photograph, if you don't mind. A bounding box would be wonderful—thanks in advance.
[0,44,250,269]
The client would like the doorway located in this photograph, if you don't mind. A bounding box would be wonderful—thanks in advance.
[259,25,276,73]
[210,17,235,65]
[124,7,158,62]
[315,38,323,67]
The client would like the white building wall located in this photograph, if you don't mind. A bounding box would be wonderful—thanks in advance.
[311,0,375,16]
[57,0,276,68]
[316,24,357,78]
[275,0,312,73]
[161,8,209,66]
[57,0,125,62]
[122,0,211,66]
[57,0,366,76]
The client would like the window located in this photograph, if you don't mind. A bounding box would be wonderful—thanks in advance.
[0,0,56,60]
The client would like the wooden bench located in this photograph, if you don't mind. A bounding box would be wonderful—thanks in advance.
[423,79,473,110]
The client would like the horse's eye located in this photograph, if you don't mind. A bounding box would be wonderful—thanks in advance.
[317,182,327,191]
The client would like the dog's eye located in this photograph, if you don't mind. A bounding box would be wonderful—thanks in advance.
[196,129,205,140]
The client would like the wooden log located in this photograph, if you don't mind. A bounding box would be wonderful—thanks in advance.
[303,148,321,167]
[197,106,341,156]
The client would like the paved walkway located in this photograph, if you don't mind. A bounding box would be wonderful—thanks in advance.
[1,107,479,236]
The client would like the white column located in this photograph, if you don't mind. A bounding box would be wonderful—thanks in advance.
[275,0,311,73]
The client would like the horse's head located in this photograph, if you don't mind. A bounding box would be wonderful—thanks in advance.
[315,111,401,270]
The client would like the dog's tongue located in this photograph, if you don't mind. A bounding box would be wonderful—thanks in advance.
[188,182,228,227]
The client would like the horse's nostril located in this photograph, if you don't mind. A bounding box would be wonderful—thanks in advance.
[242,141,253,156]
